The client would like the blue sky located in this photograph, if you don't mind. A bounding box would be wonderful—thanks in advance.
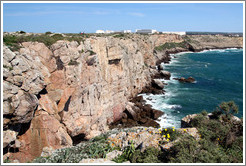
[3,3,243,33]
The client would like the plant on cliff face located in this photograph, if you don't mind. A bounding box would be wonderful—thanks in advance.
[68,60,79,66]
[86,50,96,56]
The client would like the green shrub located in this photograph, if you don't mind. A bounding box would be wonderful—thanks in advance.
[113,141,135,163]
[113,34,125,38]
[68,60,79,66]
[19,30,26,34]
[190,114,207,128]
[131,147,163,163]
[216,101,239,120]
[201,110,208,116]
[3,35,22,51]
[161,128,181,142]
[45,31,52,35]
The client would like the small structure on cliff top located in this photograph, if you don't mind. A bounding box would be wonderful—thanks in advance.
[162,31,186,35]
[136,29,158,34]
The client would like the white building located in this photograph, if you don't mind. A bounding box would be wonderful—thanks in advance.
[136,29,157,34]
[105,30,114,34]
[96,30,105,34]
[162,32,186,36]
[123,30,131,33]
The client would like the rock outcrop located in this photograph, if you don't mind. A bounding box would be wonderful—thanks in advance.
[3,33,243,162]
[173,77,196,83]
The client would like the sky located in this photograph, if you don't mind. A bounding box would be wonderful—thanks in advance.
[2,3,244,33]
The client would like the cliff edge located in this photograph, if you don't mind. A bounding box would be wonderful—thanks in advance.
[2,33,243,162]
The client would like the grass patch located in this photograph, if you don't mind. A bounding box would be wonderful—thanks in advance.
[155,41,187,52]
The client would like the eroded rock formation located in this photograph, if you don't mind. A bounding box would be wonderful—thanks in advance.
[3,34,243,162]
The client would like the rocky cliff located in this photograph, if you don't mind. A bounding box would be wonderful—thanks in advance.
[2,33,243,162]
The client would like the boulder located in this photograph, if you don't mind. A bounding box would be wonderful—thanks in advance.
[125,102,137,120]
[173,76,195,83]
[152,109,164,120]
[160,70,171,80]
[12,91,39,124]
[181,114,198,128]
[3,45,16,62]
[3,130,18,148]
[152,79,164,89]
[106,150,123,160]
[40,146,55,157]
[157,64,164,70]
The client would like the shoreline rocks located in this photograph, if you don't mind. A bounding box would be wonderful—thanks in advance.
[109,96,164,129]
[173,76,196,83]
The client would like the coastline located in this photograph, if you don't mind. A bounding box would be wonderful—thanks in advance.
[112,46,243,130]
[150,46,243,128]
[3,33,243,162]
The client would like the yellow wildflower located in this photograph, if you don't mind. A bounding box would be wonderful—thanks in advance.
[184,129,186,132]
[173,129,175,131]
[145,128,147,130]
[165,129,167,131]
[167,139,169,141]
[217,138,220,141]
[167,134,170,138]
[159,131,162,133]
[158,129,161,131]
[172,127,175,129]
[163,135,166,138]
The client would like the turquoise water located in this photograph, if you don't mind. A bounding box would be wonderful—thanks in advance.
[142,48,243,128]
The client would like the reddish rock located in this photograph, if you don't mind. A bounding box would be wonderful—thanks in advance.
[9,112,72,163]
[112,104,125,122]
[57,87,75,113]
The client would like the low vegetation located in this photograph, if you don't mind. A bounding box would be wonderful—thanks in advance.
[154,41,187,51]
[3,33,86,51]
[166,101,243,163]
[30,101,243,163]
[33,134,114,163]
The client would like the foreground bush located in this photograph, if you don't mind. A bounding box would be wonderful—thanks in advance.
[165,101,243,163]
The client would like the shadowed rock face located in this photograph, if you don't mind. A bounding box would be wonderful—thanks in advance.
[3,34,243,162]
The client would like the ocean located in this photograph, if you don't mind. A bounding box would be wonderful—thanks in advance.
[141,48,243,128]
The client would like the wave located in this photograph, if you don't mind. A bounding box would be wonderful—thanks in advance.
[170,51,193,56]
[158,113,181,128]
[161,103,182,110]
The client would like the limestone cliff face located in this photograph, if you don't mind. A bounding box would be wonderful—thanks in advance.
[2,34,243,162]
[187,35,243,50]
